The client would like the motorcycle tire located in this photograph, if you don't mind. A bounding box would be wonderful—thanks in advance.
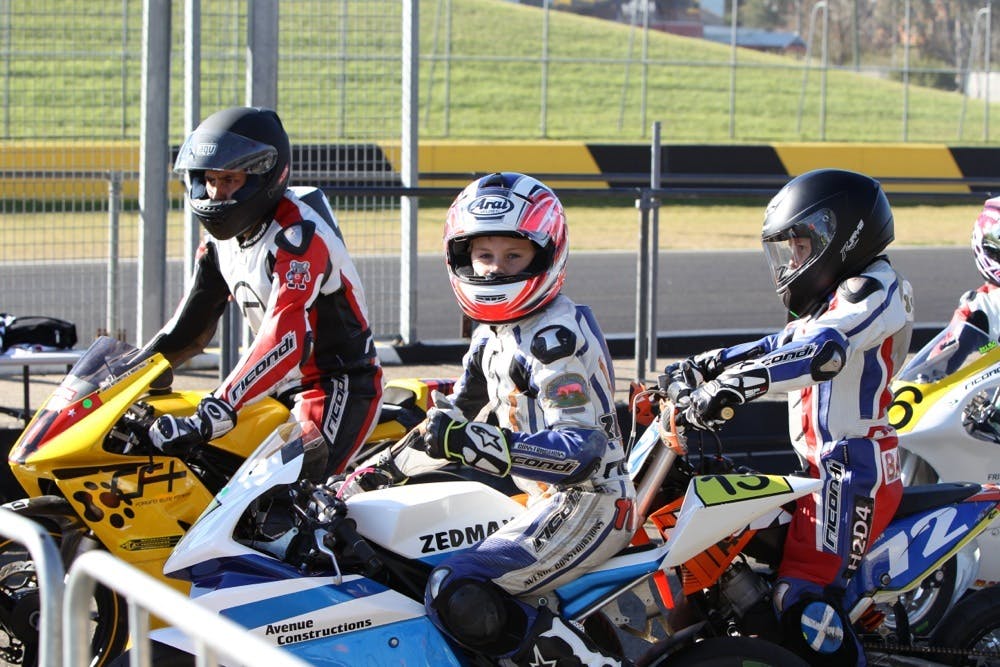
[108,641,193,667]
[638,636,809,667]
[928,586,1000,666]
[878,554,958,637]
[0,506,129,666]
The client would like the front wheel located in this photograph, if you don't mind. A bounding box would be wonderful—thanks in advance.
[929,586,1000,666]
[639,636,809,667]
[0,502,129,666]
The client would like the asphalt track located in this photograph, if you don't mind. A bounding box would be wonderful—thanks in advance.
[413,246,977,341]
[0,246,975,348]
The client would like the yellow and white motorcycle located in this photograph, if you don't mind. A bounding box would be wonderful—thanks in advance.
[888,318,1000,635]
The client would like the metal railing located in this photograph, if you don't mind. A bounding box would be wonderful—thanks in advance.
[0,506,65,667]
[64,550,310,667]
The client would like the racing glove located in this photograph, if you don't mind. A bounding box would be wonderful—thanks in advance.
[149,395,237,455]
[682,380,743,430]
[422,410,513,477]
[664,349,726,389]
[682,364,770,430]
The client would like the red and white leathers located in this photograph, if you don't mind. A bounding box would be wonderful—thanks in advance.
[145,186,383,475]
[948,283,1000,339]
[421,294,637,657]
[710,257,913,593]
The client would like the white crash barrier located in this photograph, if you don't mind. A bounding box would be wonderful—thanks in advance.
[64,550,310,667]
[0,507,64,666]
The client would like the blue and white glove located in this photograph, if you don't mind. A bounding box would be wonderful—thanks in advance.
[422,409,513,477]
[149,395,237,455]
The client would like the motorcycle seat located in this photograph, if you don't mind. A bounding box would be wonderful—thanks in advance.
[894,481,981,519]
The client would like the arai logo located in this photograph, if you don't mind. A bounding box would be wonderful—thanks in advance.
[469,195,514,217]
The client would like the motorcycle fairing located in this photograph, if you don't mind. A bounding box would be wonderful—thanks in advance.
[889,322,1000,435]
[554,545,668,618]
[626,415,661,478]
[347,482,526,565]
[165,422,316,578]
[659,473,822,568]
[152,574,462,666]
[847,490,1000,602]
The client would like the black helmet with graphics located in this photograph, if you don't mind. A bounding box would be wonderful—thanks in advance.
[761,168,894,317]
[173,106,291,241]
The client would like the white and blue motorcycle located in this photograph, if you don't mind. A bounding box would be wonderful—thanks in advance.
[120,382,1000,666]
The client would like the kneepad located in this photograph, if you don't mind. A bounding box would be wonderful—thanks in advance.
[779,596,861,667]
[426,570,527,655]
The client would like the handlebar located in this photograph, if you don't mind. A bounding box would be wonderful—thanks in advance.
[302,480,383,576]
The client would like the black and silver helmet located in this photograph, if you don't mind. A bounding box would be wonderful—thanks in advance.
[174,107,291,241]
[762,169,894,317]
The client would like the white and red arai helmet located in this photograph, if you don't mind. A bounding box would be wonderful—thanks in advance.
[444,172,568,324]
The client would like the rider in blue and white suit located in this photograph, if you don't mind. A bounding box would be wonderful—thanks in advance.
[379,173,636,666]
[670,169,913,666]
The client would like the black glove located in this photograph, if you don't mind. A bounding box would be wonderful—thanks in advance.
[682,380,742,431]
[666,349,725,387]
[423,410,512,477]
[149,395,237,454]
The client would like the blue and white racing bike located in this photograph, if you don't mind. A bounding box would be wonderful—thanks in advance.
[122,381,1000,666]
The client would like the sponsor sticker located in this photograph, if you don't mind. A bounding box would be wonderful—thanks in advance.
[544,372,589,408]
[692,474,794,507]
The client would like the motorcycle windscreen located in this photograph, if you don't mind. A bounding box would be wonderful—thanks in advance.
[897,321,995,384]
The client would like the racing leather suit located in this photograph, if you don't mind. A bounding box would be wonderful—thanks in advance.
[145,186,383,475]
[422,294,637,659]
[950,282,1000,340]
[706,257,912,592]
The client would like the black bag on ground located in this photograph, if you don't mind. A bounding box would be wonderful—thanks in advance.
[0,314,78,351]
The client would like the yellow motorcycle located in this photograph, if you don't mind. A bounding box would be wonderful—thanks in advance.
[0,335,449,666]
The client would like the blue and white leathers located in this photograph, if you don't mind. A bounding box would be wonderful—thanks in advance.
[424,294,637,657]
[713,257,913,590]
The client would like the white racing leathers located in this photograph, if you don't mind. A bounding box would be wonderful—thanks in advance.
[950,281,1000,339]
[712,257,913,590]
[433,294,637,597]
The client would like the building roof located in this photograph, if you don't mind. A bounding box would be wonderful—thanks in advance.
[702,25,806,51]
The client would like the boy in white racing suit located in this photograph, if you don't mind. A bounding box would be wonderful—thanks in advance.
[670,169,913,666]
[144,107,383,477]
[367,173,636,666]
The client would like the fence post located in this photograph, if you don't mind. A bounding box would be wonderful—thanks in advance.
[646,123,661,374]
[634,189,651,383]
[106,172,121,339]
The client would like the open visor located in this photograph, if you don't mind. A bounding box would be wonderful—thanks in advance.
[174,130,277,175]
[762,207,836,287]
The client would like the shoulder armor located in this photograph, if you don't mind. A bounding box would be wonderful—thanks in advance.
[837,275,881,304]
[530,325,577,364]
[275,220,316,256]
[959,288,980,305]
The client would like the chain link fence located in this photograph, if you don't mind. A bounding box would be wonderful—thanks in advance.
[0,0,403,346]
[0,0,996,348]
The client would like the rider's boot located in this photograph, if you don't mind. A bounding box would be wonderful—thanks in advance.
[507,607,630,667]
[774,577,866,667]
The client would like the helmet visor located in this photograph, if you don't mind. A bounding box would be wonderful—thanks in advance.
[174,130,277,175]
[762,207,836,287]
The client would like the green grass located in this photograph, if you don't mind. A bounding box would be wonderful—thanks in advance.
[1,0,996,144]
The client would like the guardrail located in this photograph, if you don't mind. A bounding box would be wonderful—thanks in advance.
[0,506,64,666]
[64,550,310,667]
